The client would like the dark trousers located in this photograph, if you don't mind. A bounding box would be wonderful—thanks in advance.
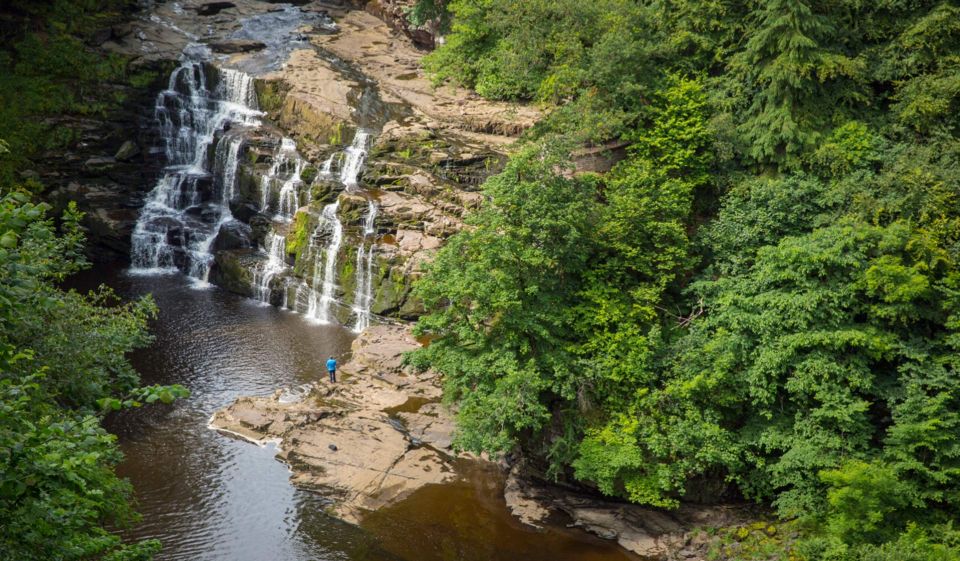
[328,369,336,382]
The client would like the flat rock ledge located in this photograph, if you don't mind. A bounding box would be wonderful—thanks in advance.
[209,324,456,524]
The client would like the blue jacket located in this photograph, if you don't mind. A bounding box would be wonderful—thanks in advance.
[326,358,337,372]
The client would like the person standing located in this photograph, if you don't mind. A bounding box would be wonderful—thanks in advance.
[326,356,337,382]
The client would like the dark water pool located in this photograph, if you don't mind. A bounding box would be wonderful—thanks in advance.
[71,264,637,561]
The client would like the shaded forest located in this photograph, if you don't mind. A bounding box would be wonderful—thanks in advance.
[408,1,960,559]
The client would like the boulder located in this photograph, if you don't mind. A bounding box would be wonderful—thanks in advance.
[212,220,252,251]
[114,140,140,162]
[208,249,257,297]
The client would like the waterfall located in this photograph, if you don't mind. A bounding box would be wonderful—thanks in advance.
[319,153,336,179]
[131,51,260,281]
[276,157,304,221]
[350,199,378,332]
[305,201,343,324]
[258,138,305,221]
[253,232,287,303]
[339,131,370,189]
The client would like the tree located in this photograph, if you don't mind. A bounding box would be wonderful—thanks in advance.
[0,192,186,559]
[410,142,597,456]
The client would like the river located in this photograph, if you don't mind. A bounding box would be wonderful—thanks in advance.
[72,264,637,561]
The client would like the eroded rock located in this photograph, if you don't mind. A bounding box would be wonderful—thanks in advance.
[210,324,456,523]
[208,39,267,53]
[503,465,757,559]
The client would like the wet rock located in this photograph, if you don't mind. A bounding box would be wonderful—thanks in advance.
[84,156,117,170]
[210,325,457,523]
[196,2,236,16]
[114,140,141,162]
[503,465,757,559]
[212,220,253,251]
[230,202,261,223]
[208,249,257,297]
[208,39,267,53]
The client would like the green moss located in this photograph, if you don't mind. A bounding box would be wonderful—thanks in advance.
[254,79,289,113]
[286,211,312,257]
[0,20,138,186]
[329,122,343,146]
[300,165,318,184]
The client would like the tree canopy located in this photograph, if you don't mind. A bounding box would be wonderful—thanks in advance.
[411,1,960,558]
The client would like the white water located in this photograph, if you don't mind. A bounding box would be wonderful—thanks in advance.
[131,50,260,280]
[276,157,305,221]
[339,131,371,190]
[305,201,344,324]
[253,233,288,303]
[350,199,378,332]
[259,138,305,221]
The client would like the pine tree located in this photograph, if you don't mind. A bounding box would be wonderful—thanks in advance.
[731,0,850,166]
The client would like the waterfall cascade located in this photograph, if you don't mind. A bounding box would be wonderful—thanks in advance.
[259,138,305,221]
[305,201,344,323]
[351,199,378,332]
[253,232,287,304]
[131,53,260,281]
[132,54,382,330]
[339,131,371,189]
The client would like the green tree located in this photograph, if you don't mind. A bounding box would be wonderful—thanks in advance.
[410,142,597,455]
[0,192,186,560]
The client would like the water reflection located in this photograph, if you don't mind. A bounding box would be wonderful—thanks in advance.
[71,264,636,561]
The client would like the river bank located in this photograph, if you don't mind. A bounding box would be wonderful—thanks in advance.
[55,2,756,558]
[210,322,760,560]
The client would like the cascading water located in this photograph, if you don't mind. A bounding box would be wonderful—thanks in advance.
[350,199,378,332]
[131,48,260,281]
[339,131,370,189]
[259,138,305,221]
[276,157,304,221]
[305,201,344,324]
[253,232,288,303]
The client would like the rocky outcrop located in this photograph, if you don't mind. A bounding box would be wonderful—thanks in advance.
[210,325,457,523]
[364,0,438,49]
[313,7,539,142]
[39,62,174,261]
[504,466,759,560]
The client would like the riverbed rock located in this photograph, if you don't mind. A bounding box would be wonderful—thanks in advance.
[210,324,457,524]
[197,2,237,16]
[208,39,267,53]
[259,48,357,146]
[503,465,757,559]
[313,8,540,142]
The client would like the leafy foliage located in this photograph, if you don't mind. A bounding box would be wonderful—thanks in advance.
[0,191,186,560]
[416,0,960,557]
[0,0,138,187]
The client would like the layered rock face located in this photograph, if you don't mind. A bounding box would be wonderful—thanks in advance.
[94,0,534,323]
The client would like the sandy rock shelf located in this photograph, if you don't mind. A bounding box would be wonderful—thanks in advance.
[209,324,458,523]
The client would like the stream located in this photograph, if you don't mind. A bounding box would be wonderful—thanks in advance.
[65,3,641,559]
[71,265,637,561]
